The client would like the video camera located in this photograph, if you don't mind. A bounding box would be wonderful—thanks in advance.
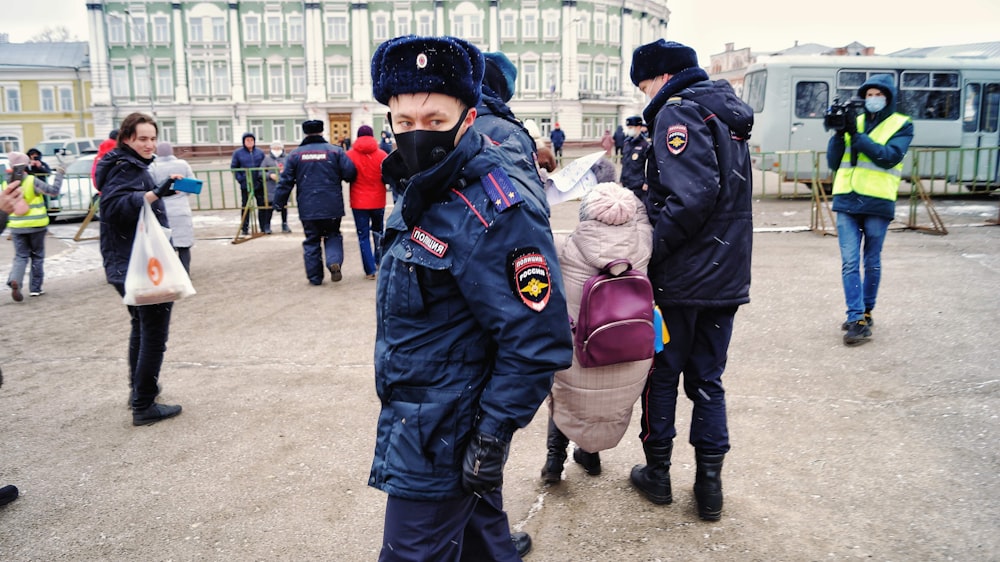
[823,98,865,133]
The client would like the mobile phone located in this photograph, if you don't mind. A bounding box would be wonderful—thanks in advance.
[8,164,27,184]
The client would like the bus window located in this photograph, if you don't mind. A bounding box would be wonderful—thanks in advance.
[743,70,765,112]
[900,71,960,120]
[964,83,981,132]
[835,69,893,104]
[982,83,1000,133]
[794,81,828,118]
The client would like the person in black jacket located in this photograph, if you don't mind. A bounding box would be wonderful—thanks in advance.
[628,40,754,522]
[230,132,267,234]
[272,120,357,285]
[620,115,650,202]
[612,124,626,162]
[96,112,185,427]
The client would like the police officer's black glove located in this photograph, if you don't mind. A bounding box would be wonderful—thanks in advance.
[461,431,509,496]
[153,177,176,198]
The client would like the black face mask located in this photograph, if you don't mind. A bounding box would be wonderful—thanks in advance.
[392,108,469,175]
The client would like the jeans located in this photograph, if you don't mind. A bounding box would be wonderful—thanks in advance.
[836,212,890,323]
[7,230,47,293]
[352,208,385,275]
[639,306,736,455]
[113,284,173,410]
[380,490,519,562]
[301,218,343,284]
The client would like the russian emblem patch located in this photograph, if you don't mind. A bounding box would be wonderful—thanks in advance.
[666,124,688,156]
[508,248,551,312]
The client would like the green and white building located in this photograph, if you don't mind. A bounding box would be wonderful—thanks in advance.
[86,0,669,147]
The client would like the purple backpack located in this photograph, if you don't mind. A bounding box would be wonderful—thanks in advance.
[571,259,655,368]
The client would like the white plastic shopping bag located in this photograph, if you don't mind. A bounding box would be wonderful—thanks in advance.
[123,199,196,306]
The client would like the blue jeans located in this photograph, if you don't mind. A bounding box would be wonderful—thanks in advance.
[113,284,173,410]
[301,218,343,284]
[380,490,519,562]
[7,230,47,293]
[352,208,385,275]
[836,212,890,323]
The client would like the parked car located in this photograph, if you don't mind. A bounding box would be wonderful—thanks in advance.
[48,154,99,221]
[31,137,103,167]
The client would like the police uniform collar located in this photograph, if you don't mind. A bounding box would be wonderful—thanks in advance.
[300,135,328,146]
[642,67,710,126]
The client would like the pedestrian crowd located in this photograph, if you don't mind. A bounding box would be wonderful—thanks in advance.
[3,31,910,561]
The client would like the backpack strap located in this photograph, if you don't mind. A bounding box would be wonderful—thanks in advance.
[603,259,633,277]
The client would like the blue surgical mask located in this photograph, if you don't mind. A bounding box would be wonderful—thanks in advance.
[865,96,887,114]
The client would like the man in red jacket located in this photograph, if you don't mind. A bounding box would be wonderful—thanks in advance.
[91,129,119,187]
[345,125,388,280]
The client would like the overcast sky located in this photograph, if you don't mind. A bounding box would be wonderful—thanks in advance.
[4,0,999,63]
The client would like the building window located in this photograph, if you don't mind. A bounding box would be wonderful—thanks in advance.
[112,67,129,98]
[160,121,176,143]
[374,15,388,41]
[594,15,605,42]
[395,15,410,36]
[245,15,260,43]
[269,64,285,98]
[326,15,347,42]
[288,16,303,42]
[522,61,538,93]
[2,87,21,112]
[577,15,590,41]
[189,18,203,42]
[328,65,348,95]
[544,16,558,40]
[578,62,590,91]
[194,120,209,143]
[153,17,169,44]
[608,65,619,94]
[267,15,281,43]
[134,67,150,98]
[544,61,559,94]
[609,16,620,43]
[156,65,173,99]
[417,14,431,36]
[522,14,537,40]
[213,61,230,97]
[190,63,207,96]
[212,17,226,42]
[290,65,305,97]
[217,121,232,144]
[594,63,605,93]
[272,122,285,143]
[249,120,265,140]
[108,15,125,44]
[246,65,263,97]
[40,87,56,112]
[0,135,21,153]
[501,13,515,40]
[131,16,147,45]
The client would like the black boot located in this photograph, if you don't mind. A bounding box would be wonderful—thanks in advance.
[540,418,569,483]
[510,531,532,557]
[572,447,602,476]
[630,441,673,504]
[694,451,725,521]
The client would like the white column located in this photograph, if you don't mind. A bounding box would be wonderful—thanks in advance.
[86,2,111,107]
[488,0,498,52]
[304,2,326,102]
[227,2,245,103]
[561,2,578,100]
[434,0,445,36]
[351,3,372,101]
[172,2,190,103]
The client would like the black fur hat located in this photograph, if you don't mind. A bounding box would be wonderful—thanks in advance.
[630,39,699,86]
[372,35,484,108]
[625,115,644,127]
[302,120,324,135]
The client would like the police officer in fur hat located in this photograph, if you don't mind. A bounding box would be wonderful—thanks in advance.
[628,39,754,522]
[369,35,573,561]
[620,115,650,202]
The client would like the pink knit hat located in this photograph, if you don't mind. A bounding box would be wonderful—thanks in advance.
[578,182,638,226]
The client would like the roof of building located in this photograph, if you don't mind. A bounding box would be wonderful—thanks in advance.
[888,41,1000,59]
[0,41,89,70]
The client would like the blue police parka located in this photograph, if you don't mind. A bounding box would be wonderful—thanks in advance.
[272,135,357,221]
[369,130,574,501]
[96,146,169,286]
[620,134,650,191]
[643,68,754,308]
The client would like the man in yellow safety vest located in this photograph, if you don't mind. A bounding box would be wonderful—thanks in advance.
[4,151,63,302]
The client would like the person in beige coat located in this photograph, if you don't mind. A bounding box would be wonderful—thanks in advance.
[542,181,654,482]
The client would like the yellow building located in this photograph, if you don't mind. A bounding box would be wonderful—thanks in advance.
[0,41,94,153]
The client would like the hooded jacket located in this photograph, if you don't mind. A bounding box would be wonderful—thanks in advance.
[642,67,754,308]
[345,135,388,210]
[827,73,915,219]
[549,183,654,452]
[230,133,265,188]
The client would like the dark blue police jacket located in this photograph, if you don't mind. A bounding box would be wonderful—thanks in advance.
[369,130,573,501]
[272,135,357,221]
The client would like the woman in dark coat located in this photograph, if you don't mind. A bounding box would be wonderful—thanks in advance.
[96,112,184,427]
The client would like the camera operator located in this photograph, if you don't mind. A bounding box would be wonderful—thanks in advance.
[826,74,913,346]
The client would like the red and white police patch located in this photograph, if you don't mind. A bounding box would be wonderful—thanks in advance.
[666,124,688,156]
[411,227,447,257]
[416,53,428,69]
[508,248,551,312]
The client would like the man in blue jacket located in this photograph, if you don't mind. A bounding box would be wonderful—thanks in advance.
[549,122,566,165]
[230,132,267,234]
[826,74,913,346]
[628,39,754,522]
[369,35,573,561]
[272,120,357,285]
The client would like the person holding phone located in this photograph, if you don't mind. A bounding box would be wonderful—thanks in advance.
[4,151,63,302]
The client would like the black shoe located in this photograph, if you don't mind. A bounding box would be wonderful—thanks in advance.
[573,447,602,476]
[540,455,565,484]
[842,310,873,331]
[843,320,872,346]
[511,531,532,557]
[328,264,342,282]
[241,228,249,236]
[263,228,272,235]
[132,403,182,426]
[282,223,292,233]
[9,281,23,302]
[630,441,673,504]
[0,484,18,506]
